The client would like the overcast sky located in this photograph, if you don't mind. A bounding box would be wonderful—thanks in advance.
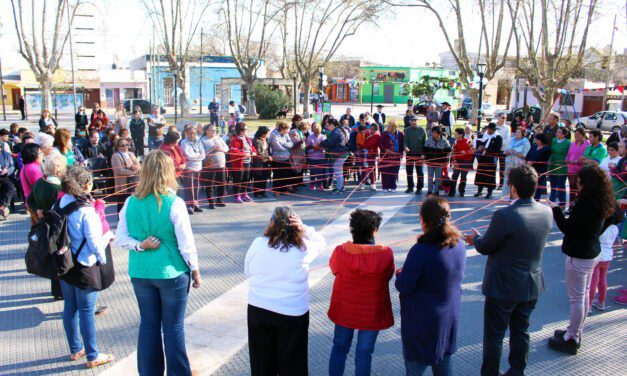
[0,0,625,73]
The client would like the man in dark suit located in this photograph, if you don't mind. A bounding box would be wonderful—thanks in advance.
[18,96,26,120]
[82,130,107,159]
[373,105,386,126]
[464,164,552,376]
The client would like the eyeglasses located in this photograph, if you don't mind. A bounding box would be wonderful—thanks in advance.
[119,144,128,148]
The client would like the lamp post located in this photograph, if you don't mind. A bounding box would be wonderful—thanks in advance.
[318,65,325,114]
[476,62,486,132]
[292,74,297,115]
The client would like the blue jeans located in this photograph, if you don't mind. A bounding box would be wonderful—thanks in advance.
[549,175,567,205]
[132,273,192,376]
[59,280,100,361]
[333,155,349,190]
[329,324,379,376]
[427,166,443,193]
[405,355,452,376]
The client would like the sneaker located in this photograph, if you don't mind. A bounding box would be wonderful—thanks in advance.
[216,200,226,207]
[194,206,203,213]
[592,301,606,311]
[548,334,579,355]
[619,289,627,296]
[405,187,413,193]
[415,189,422,195]
[612,294,627,305]
[309,184,315,190]
[359,185,365,191]
[370,184,377,191]
[187,207,194,215]
[234,195,243,204]
[242,194,253,202]
[318,185,325,192]
[95,306,109,316]
[0,206,8,220]
[330,189,341,195]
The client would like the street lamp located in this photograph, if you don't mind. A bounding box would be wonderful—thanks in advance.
[476,62,487,132]
[292,74,298,115]
[318,65,325,113]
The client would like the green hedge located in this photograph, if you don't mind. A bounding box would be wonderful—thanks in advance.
[254,85,289,119]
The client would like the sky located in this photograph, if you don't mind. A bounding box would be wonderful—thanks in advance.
[0,0,625,73]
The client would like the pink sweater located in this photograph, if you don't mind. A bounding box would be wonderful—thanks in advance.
[565,140,591,175]
[20,162,44,204]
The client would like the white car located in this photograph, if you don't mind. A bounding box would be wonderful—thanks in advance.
[481,103,495,121]
[578,111,627,133]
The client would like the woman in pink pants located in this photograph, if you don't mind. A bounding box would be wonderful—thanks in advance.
[589,207,623,310]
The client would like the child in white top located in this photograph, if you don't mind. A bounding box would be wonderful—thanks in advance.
[589,207,623,310]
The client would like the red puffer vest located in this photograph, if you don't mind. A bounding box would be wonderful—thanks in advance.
[327,242,395,331]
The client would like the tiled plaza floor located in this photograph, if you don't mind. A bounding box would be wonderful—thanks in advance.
[0,172,624,375]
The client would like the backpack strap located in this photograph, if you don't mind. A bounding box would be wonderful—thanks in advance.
[56,199,91,216]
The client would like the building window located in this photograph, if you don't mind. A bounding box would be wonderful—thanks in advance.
[337,85,346,100]
[373,83,380,95]
[105,89,114,108]
[214,83,222,99]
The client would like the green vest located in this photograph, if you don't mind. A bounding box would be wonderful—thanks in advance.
[126,193,190,279]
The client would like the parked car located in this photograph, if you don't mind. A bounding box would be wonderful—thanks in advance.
[457,98,472,120]
[123,99,166,115]
[412,100,441,115]
[578,111,627,133]
[480,103,495,121]
[505,106,543,125]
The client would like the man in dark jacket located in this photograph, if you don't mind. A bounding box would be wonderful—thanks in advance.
[18,96,26,120]
[82,130,107,159]
[373,105,386,126]
[75,106,89,137]
[404,114,426,194]
[465,164,552,376]
[339,107,356,128]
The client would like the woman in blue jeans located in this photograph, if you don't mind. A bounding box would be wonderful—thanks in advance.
[327,209,394,375]
[58,165,116,368]
[395,197,466,375]
[116,150,202,375]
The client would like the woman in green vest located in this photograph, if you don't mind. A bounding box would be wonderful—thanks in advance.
[549,127,571,206]
[116,150,202,376]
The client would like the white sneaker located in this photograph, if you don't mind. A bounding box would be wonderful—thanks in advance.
[370,185,377,191]
[593,301,606,311]
[391,189,397,192]
[359,185,365,191]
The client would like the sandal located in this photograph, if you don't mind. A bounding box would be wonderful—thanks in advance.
[69,349,85,361]
[86,353,114,368]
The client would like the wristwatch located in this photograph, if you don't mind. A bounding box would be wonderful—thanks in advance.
[134,243,144,252]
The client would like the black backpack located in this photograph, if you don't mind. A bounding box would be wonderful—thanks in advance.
[25,200,89,280]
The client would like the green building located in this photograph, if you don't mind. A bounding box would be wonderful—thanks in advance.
[359,66,461,105]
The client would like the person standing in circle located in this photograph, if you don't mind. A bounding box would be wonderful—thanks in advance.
[546,165,616,355]
[396,196,466,375]
[116,150,202,376]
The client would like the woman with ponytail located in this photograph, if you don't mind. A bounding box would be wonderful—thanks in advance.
[244,206,326,375]
[395,197,466,375]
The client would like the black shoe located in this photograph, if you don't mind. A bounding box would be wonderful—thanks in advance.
[485,194,493,199]
[405,187,414,193]
[216,200,225,207]
[474,192,483,197]
[415,189,422,195]
[554,329,566,338]
[459,191,465,197]
[548,334,579,355]
[187,207,194,215]
[260,192,268,198]
[208,204,215,209]
[194,206,203,213]
[53,296,64,301]
[447,191,455,197]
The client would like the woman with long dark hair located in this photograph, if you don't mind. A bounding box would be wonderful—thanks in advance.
[474,122,502,199]
[378,121,404,192]
[245,206,326,375]
[396,196,466,374]
[547,165,615,355]
[252,126,272,197]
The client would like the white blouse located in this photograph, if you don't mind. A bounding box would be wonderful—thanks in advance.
[115,192,199,271]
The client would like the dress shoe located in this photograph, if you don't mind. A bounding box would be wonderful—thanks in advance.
[548,333,579,355]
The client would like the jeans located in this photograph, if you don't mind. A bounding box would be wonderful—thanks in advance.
[481,298,537,376]
[0,176,16,207]
[183,170,201,207]
[565,256,599,342]
[333,155,349,190]
[406,153,424,190]
[427,166,443,193]
[590,260,611,305]
[308,158,326,186]
[328,324,379,376]
[131,273,192,376]
[405,355,452,376]
[534,174,547,200]
[60,280,100,361]
[549,175,567,205]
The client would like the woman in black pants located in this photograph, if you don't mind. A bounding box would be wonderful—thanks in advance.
[252,126,272,197]
[229,122,257,203]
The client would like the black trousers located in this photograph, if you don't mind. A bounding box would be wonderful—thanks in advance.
[132,135,145,157]
[20,107,25,120]
[51,277,63,298]
[232,164,251,195]
[451,161,473,194]
[482,298,537,376]
[272,160,291,192]
[497,152,506,186]
[204,167,226,202]
[405,152,424,190]
[0,176,16,207]
[252,162,271,193]
[248,305,309,376]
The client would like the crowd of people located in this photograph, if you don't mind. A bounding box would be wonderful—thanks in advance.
[1,102,626,375]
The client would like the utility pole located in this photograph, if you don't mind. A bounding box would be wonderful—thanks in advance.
[199,28,203,115]
[0,56,6,121]
[66,1,77,113]
[602,15,617,111]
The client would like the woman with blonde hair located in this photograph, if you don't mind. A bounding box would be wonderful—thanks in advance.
[245,206,326,375]
[38,109,58,131]
[111,137,140,212]
[53,128,77,166]
[116,150,201,376]
[114,102,128,133]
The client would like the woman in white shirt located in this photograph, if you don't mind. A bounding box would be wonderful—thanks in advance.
[111,138,140,212]
[245,206,326,376]
[599,141,621,177]
[114,102,128,133]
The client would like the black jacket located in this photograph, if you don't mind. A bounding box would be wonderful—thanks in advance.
[552,199,608,259]
[475,198,553,302]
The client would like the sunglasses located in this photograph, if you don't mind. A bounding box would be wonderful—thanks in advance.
[119,144,129,147]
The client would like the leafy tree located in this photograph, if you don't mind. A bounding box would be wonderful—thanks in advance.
[254,85,289,119]
[403,76,452,102]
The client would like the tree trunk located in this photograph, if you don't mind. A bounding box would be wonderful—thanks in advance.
[245,80,257,116]
[468,89,479,126]
[302,79,311,118]
[540,88,557,124]
[177,73,189,117]
[39,75,53,111]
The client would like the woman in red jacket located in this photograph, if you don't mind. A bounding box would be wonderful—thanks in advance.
[363,124,381,191]
[328,209,394,376]
[159,131,187,179]
[450,128,474,197]
[229,122,257,203]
